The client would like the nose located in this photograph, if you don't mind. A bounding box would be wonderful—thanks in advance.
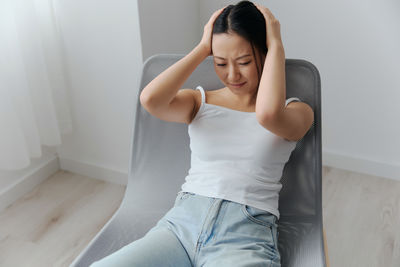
[227,64,241,82]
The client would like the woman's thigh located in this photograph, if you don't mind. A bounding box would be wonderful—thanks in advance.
[89,227,191,267]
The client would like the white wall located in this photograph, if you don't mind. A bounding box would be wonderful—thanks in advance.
[54,0,200,185]
[138,0,200,61]
[54,0,143,185]
[200,0,400,181]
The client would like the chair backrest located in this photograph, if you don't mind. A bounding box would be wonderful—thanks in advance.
[125,54,324,266]
[127,54,321,219]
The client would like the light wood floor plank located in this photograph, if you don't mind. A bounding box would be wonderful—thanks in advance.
[0,170,125,266]
[322,166,400,267]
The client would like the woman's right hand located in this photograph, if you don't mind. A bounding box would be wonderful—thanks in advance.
[198,7,225,56]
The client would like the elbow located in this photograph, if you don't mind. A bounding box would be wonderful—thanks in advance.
[139,92,147,104]
[140,91,152,108]
[140,91,165,113]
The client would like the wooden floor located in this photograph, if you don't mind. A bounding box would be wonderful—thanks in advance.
[0,170,125,266]
[0,167,399,267]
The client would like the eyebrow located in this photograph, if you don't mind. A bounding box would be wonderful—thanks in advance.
[214,54,251,60]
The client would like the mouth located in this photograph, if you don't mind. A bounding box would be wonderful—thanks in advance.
[229,82,246,88]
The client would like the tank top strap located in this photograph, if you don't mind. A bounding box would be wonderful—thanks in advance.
[285,97,301,107]
[196,86,206,104]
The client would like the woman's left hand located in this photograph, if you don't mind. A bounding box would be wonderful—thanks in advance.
[255,4,283,48]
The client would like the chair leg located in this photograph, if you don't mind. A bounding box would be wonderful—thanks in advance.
[323,227,330,267]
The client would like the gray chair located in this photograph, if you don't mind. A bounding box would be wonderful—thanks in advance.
[70,54,327,267]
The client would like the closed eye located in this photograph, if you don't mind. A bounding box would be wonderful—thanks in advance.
[217,61,251,67]
[239,61,251,65]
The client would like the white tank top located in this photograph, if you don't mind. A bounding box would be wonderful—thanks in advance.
[180,85,301,219]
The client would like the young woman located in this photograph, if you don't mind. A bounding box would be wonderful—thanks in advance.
[91,1,314,266]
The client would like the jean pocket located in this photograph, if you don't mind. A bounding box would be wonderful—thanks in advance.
[241,204,279,250]
[241,204,277,228]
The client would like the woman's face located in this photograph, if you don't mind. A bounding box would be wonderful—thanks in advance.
[212,32,264,95]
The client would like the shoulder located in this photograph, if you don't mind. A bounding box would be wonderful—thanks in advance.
[191,87,214,105]
[190,87,224,109]
[187,88,220,124]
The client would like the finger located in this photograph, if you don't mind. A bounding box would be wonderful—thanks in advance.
[263,8,276,20]
[213,7,225,15]
[207,7,223,23]
[207,7,225,25]
[255,4,275,20]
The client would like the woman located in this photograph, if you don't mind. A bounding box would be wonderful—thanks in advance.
[91,1,314,266]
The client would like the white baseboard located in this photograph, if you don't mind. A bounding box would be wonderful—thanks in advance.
[58,157,128,186]
[322,148,400,182]
[0,152,127,214]
[0,151,60,213]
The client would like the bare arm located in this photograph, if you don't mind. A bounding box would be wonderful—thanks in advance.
[140,45,209,111]
[254,4,287,120]
[255,4,314,141]
[256,43,286,120]
[140,8,225,113]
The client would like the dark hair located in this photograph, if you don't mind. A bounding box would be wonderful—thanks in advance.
[212,1,267,81]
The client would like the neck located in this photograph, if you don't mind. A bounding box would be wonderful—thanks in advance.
[225,87,258,107]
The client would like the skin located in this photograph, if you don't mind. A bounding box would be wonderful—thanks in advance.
[253,3,288,119]
[211,32,266,109]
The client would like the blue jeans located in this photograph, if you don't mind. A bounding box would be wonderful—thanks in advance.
[90,192,281,267]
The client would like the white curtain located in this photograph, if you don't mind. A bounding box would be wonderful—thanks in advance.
[0,0,72,171]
